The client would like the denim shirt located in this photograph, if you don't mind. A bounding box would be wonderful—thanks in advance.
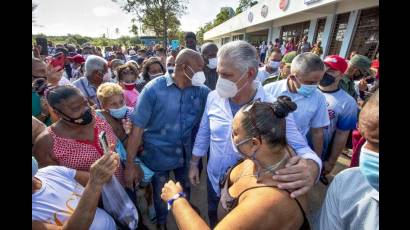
[130,73,210,171]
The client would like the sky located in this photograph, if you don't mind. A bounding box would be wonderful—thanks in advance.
[32,0,240,38]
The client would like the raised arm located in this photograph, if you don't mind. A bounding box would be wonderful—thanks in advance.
[32,153,119,230]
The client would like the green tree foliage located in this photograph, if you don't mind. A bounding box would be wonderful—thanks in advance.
[213,8,232,27]
[32,34,144,49]
[114,0,188,48]
[235,0,258,15]
[195,1,258,44]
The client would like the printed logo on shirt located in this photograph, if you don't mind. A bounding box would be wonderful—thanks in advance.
[328,109,336,120]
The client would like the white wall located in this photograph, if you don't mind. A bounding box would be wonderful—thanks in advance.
[205,0,379,41]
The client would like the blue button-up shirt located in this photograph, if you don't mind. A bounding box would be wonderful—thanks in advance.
[193,82,322,195]
[130,74,210,171]
[315,167,379,230]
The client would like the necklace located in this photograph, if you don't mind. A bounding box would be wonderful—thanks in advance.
[261,154,288,175]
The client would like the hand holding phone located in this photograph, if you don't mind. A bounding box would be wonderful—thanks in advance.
[49,52,65,72]
[99,131,110,155]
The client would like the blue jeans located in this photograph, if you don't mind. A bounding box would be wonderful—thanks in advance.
[151,166,191,224]
[207,177,220,228]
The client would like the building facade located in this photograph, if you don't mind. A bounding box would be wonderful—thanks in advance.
[204,0,379,59]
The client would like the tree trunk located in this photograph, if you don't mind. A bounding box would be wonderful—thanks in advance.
[161,0,168,48]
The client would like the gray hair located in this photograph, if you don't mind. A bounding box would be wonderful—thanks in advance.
[291,53,324,76]
[85,55,107,77]
[217,40,258,74]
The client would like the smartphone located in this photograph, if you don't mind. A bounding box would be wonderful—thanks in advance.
[36,37,48,56]
[50,52,65,72]
[98,131,110,155]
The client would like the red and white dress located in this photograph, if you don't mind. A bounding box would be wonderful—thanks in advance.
[48,114,125,185]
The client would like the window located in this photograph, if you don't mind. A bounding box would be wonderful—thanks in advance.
[348,7,379,59]
[232,34,244,41]
[313,18,326,44]
[280,21,310,44]
[328,13,350,56]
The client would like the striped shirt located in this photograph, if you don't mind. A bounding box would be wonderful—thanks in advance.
[203,66,218,90]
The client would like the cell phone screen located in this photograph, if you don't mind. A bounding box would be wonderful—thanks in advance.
[98,131,109,155]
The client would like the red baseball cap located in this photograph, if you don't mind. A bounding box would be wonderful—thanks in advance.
[67,54,85,64]
[371,59,379,69]
[323,55,348,74]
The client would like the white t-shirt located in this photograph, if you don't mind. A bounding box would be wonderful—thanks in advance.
[32,166,116,230]
[318,89,358,159]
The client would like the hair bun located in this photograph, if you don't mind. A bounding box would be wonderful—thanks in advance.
[271,96,297,118]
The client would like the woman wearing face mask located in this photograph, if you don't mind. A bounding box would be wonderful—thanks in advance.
[161,96,311,230]
[96,82,133,147]
[32,85,127,186]
[116,63,140,108]
[136,57,165,92]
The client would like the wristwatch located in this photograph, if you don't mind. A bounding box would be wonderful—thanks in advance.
[167,192,186,210]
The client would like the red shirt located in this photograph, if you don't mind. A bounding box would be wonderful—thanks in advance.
[48,114,125,184]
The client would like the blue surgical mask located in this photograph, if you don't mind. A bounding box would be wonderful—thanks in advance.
[109,105,128,119]
[297,84,318,97]
[32,157,38,177]
[359,146,379,191]
[270,61,281,70]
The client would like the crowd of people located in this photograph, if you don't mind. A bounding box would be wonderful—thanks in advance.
[32,30,379,229]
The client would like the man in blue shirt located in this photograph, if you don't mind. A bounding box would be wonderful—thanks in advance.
[316,55,358,177]
[126,48,210,229]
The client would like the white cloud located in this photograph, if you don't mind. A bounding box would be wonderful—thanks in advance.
[92,6,117,17]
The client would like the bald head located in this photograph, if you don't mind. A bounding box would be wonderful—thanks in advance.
[174,48,204,87]
[359,89,379,145]
[175,48,203,67]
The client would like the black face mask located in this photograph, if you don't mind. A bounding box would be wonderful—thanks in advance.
[56,106,93,125]
[319,72,336,87]
[353,70,364,81]
[366,77,375,84]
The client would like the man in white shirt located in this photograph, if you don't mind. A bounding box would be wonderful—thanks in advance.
[315,89,378,230]
[264,53,330,156]
[32,154,119,230]
[255,50,282,84]
[188,40,322,228]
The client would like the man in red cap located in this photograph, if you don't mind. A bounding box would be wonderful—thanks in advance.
[68,54,86,81]
[317,55,358,183]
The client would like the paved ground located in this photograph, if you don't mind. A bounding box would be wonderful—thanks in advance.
[141,153,352,230]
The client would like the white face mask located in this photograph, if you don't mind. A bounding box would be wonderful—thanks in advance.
[216,71,248,98]
[185,65,205,86]
[207,58,217,69]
